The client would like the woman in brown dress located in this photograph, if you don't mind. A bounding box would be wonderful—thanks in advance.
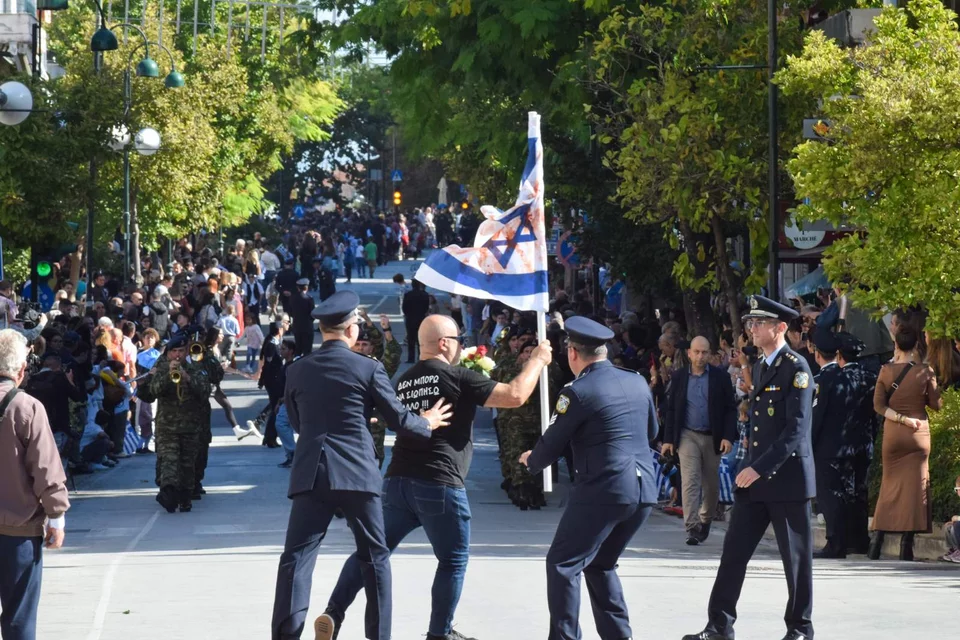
[870,326,942,560]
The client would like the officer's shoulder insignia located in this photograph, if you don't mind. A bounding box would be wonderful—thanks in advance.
[793,372,810,389]
[784,352,799,363]
[556,395,571,415]
[614,366,640,375]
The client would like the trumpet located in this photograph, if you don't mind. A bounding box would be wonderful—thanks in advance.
[189,341,205,362]
[170,360,182,384]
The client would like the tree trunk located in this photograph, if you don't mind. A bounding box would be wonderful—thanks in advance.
[711,214,744,337]
[678,219,718,347]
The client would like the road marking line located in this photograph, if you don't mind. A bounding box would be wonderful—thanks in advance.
[86,510,159,640]
[369,295,389,312]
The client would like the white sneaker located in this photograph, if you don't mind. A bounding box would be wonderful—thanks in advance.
[244,420,263,440]
[233,425,252,440]
[946,549,960,563]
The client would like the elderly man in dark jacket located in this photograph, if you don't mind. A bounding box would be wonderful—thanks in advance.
[661,335,738,545]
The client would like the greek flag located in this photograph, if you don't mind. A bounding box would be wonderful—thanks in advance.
[123,424,140,455]
[415,112,549,312]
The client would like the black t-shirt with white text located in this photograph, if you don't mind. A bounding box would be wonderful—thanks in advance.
[386,359,498,487]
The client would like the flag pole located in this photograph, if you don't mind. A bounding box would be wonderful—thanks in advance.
[537,310,553,492]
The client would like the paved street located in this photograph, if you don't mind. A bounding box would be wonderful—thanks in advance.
[38,261,958,640]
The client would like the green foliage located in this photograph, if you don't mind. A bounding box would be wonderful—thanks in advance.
[778,0,960,337]
[586,0,794,298]
[0,2,341,265]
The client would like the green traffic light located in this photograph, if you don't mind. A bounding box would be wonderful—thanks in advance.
[37,262,52,277]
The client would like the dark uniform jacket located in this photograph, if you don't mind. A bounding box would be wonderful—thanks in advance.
[838,363,879,458]
[526,360,660,505]
[743,344,815,502]
[662,364,738,454]
[811,361,846,461]
[283,340,431,497]
[274,267,300,299]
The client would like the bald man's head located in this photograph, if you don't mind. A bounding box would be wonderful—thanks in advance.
[688,335,712,372]
[419,314,462,364]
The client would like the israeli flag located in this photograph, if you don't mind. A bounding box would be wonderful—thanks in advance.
[415,112,549,312]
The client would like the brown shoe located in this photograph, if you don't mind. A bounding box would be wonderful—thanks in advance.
[314,612,337,640]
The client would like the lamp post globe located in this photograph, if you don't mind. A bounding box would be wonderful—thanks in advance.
[134,127,161,156]
[0,81,33,126]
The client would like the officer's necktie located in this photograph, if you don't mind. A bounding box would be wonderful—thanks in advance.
[760,360,769,378]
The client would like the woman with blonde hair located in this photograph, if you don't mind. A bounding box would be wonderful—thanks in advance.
[925,332,960,389]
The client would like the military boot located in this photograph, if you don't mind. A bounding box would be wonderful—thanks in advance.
[156,486,178,513]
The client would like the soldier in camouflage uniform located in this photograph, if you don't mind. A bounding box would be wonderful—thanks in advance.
[352,310,402,466]
[491,327,530,502]
[194,336,225,498]
[149,334,212,513]
[500,339,562,509]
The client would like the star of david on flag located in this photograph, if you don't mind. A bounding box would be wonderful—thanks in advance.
[415,112,549,312]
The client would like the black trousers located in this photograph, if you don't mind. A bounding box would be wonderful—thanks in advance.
[815,456,845,552]
[272,481,392,640]
[846,453,872,552]
[706,494,813,639]
[545,502,652,640]
[404,318,422,362]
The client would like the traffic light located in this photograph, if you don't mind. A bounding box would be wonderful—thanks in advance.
[393,190,402,207]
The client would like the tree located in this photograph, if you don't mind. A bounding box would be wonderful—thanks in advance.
[36,3,340,263]
[777,0,960,336]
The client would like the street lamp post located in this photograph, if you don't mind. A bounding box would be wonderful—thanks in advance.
[115,40,182,284]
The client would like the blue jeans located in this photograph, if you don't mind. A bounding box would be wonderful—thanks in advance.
[275,404,296,456]
[328,477,471,636]
[0,535,43,640]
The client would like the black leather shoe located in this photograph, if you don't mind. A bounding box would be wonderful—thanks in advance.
[681,632,726,640]
[696,521,711,543]
[686,533,700,546]
[814,545,846,559]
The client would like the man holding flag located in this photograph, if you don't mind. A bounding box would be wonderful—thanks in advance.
[314,112,556,640]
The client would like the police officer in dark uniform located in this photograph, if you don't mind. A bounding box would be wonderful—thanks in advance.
[290,277,315,357]
[271,291,453,640]
[810,329,849,559]
[835,331,879,555]
[521,316,659,640]
[683,295,815,640]
[274,255,301,314]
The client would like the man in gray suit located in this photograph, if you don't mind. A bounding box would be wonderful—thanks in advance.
[271,291,452,640]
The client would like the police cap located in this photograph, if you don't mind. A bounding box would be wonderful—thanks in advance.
[812,328,840,354]
[312,290,360,325]
[356,326,372,343]
[296,277,310,286]
[742,295,799,323]
[565,316,615,347]
[836,331,865,360]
